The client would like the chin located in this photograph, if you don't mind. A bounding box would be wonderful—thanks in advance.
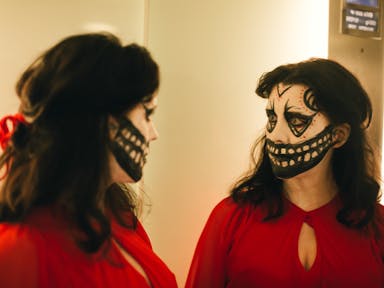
[114,172,137,184]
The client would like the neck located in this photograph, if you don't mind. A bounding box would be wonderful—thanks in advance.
[282,152,338,211]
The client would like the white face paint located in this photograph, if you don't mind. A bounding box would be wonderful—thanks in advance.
[265,84,335,179]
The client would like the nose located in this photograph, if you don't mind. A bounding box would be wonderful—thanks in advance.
[267,118,290,144]
[148,122,159,142]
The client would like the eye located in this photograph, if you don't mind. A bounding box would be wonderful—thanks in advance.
[142,104,155,121]
[289,116,308,129]
[266,109,277,132]
[285,112,313,137]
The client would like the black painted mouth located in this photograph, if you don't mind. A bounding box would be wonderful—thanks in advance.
[110,116,149,181]
[265,125,334,178]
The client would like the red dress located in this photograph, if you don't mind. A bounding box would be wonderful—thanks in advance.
[186,196,384,288]
[0,207,177,288]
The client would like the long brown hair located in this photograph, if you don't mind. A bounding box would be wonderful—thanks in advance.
[232,58,381,230]
[0,33,159,253]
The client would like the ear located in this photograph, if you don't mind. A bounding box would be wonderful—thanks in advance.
[332,123,351,148]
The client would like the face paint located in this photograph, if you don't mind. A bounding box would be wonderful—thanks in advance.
[109,116,148,182]
[266,125,335,178]
[265,84,334,179]
[284,100,317,137]
[267,86,319,137]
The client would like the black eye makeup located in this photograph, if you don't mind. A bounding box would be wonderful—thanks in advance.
[284,100,317,137]
[266,85,320,138]
[142,103,156,121]
[284,111,313,137]
[266,106,277,133]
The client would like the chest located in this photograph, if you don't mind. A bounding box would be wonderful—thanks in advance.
[34,228,175,288]
[226,216,383,288]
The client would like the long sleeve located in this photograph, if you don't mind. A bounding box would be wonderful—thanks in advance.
[185,197,248,288]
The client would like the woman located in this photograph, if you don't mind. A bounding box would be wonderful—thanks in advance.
[0,33,177,287]
[185,58,384,287]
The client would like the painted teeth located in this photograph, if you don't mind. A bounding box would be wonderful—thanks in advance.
[135,153,141,163]
[117,138,124,147]
[297,156,302,162]
[267,129,336,168]
[122,129,131,138]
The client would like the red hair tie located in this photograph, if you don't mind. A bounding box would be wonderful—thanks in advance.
[0,113,27,150]
[0,113,27,180]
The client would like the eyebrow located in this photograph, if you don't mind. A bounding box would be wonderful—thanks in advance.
[284,101,314,115]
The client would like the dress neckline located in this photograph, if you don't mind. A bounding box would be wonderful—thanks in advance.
[283,194,340,217]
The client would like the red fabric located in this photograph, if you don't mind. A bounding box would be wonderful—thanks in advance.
[0,113,27,180]
[186,196,384,288]
[0,207,177,288]
[0,113,27,150]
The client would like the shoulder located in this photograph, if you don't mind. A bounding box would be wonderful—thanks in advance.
[0,223,39,286]
[0,222,38,257]
[210,196,257,221]
[185,197,258,287]
[202,196,259,240]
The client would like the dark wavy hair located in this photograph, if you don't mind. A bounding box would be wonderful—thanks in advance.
[231,58,381,230]
[0,32,159,253]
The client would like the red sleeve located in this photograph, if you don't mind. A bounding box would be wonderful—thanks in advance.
[185,197,250,288]
[0,225,39,288]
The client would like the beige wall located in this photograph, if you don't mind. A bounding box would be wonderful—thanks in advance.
[0,0,145,116]
[144,1,329,286]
